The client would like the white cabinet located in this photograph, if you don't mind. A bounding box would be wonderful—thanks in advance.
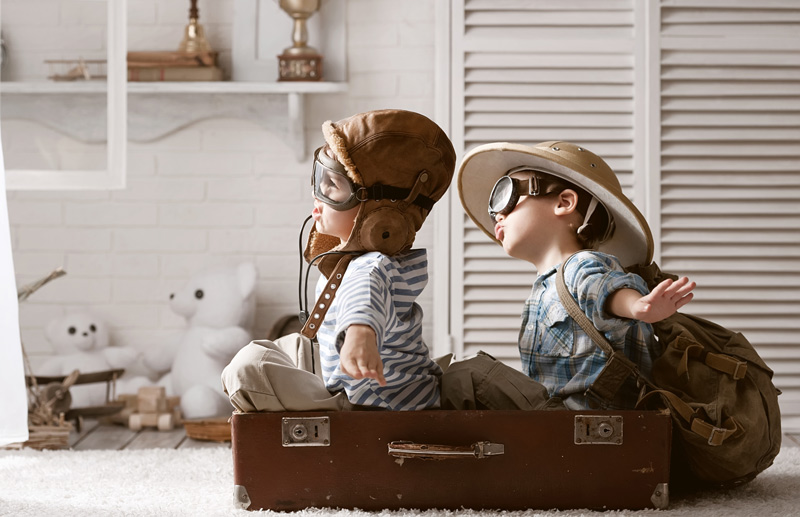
[1,0,127,190]
[0,0,348,190]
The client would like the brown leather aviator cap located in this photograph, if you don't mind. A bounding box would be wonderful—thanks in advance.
[305,109,456,277]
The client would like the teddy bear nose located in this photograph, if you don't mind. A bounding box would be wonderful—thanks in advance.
[83,332,88,337]
[170,293,175,300]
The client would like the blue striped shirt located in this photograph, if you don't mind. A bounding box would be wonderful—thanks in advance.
[519,251,657,410]
[316,250,441,410]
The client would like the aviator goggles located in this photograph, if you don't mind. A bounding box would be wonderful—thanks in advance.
[487,167,561,223]
[488,167,615,242]
[311,146,437,212]
[312,147,362,211]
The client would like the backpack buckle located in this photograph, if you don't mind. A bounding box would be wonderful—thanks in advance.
[732,361,747,380]
[707,426,725,446]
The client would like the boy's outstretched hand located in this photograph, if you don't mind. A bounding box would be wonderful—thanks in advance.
[630,277,696,323]
[339,324,387,386]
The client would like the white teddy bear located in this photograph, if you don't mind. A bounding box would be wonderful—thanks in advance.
[145,262,257,420]
[38,312,143,408]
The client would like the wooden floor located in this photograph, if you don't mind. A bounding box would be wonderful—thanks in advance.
[67,420,800,451]
[69,420,230,451]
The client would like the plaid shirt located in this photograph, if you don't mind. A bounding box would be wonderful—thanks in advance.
[519,251,656,409]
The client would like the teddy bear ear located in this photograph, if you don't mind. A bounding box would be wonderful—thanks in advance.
[237,262,258,298]
[45,316,64,343]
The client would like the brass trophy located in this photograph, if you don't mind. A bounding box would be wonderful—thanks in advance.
[178,0,212,53]
[277,0,323,81]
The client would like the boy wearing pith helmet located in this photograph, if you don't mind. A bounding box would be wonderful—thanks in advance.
[223,109,456,412]
[454,141,695,410]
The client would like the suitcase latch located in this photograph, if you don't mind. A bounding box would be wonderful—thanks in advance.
[281,416,330,447]
[574,415,623,445]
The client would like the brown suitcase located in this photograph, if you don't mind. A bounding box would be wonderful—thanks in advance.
[231,409,672,511]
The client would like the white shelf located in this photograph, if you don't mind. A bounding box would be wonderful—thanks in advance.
[0,81,349,94]
[1,81,349,161]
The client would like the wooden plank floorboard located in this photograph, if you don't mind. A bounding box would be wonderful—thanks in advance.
[126,428,187,450]
[71,424,138,451]
[178,437,231,449]
[68,419,100,448]
[68,422,229,450]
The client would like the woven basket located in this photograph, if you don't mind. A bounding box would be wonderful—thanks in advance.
[183,418,231,442]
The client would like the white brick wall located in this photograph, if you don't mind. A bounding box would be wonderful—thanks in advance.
[4,0,442,373]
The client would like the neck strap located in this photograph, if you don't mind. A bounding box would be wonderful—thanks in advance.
[300,254,355,339]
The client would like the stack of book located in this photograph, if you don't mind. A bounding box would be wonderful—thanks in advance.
[127,51,222,82]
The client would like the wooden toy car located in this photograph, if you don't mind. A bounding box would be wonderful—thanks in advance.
[119,386,181,431]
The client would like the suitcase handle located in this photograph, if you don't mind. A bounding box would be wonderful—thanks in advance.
[387,440,504,460]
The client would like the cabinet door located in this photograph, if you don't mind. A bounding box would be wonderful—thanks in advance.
[0,0,126,190]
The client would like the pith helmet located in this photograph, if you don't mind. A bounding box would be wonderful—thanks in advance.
[458,141,653,267]
[305,109,456,275]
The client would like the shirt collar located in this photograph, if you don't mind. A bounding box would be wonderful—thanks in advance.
[533,263,559,291]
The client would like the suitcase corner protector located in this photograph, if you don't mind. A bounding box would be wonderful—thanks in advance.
[233,485,251,510]
[651,482,669,509]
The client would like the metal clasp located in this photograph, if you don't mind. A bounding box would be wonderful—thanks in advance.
[574,415,623,445]
[281,416,330,447]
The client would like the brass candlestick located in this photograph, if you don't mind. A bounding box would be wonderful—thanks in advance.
[178,0,212,53]
[277,0,323,81]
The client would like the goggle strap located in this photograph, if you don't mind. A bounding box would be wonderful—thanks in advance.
[359,183,434,211]
[398,171,429,211]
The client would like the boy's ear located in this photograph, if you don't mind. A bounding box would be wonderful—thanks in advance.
[554,189,580,216]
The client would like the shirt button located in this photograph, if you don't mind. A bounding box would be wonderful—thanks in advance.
[527,324,534,330]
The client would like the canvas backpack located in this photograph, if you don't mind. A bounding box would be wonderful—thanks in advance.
[556,257,782,489]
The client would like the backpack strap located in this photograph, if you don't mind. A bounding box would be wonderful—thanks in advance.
[555,256,614,356]
[556,253,643,404]
[300,254,355,340]
[674,339,748,380]
[640,389,739,446]
[558,254,741,446]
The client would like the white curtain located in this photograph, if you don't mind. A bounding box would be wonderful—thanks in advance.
[0,128,28,446]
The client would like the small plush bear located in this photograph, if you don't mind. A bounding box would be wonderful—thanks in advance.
[144,262,257,420]
[39,312,141,408]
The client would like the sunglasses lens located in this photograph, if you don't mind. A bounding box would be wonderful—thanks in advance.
[488,176,514,219]
[313,161,355,207]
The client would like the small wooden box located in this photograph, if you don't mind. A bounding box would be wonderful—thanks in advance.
[278,53,323,81]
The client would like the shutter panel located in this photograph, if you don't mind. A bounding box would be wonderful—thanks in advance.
[658,0,800,430]
[451,0,640,366]
[450,0,799,432]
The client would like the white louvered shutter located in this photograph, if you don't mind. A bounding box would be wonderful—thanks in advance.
[450,0,641,366]
[449,0,800,431]
[657,0,800,431]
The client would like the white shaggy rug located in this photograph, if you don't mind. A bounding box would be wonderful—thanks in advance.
[1,447,799,517]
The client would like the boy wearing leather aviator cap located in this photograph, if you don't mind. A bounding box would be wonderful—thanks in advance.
[222,109,455,412]
[452,141,696,410]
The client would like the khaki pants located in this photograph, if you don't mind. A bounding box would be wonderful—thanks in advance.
[222,338,562,413]
[441,352,565,411]
[221,333,352,412]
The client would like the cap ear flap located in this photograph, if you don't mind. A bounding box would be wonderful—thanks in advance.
[357,207,412,256]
